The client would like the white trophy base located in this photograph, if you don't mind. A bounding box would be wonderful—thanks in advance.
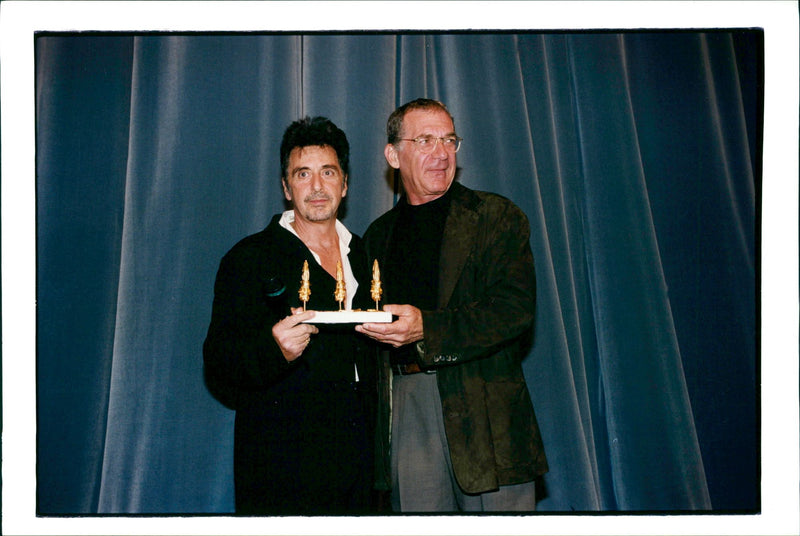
[301,310,393,324]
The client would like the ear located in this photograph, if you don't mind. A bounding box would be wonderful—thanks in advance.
[384,143,400,169]
[341,175,348,197]
[282,178,292,201]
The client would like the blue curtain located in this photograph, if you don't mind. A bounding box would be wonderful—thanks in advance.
[36,31,759,514]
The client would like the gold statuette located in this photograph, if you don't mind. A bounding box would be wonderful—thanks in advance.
[334,260,346,310]
[297,259,391,324]
[298,259,311,310]
[370,259,383,310]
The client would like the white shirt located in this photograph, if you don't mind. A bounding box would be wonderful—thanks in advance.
[278,210,359,310]
[279,210,360,381]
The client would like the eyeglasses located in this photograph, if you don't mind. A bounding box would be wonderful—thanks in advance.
[398,135,463,154]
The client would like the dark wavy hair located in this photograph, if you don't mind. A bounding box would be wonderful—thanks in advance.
[386,98,455,145]
[280,116,350,179]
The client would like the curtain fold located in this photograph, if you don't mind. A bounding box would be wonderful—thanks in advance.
[569,34,711,509]
[36,31,757,514]
[35,35,135,514]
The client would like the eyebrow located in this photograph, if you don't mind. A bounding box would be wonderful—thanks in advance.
[415,131,457,138]
[291,163,341,175]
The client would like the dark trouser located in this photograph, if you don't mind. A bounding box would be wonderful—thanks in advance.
[391,372,536,512]
[235,380,372,515]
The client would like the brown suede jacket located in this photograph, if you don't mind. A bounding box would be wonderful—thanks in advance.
[364,182,548,494]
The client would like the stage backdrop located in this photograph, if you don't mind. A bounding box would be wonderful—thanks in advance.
[36,31,759,514]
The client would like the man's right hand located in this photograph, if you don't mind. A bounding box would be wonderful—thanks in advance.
[272,308,318,361]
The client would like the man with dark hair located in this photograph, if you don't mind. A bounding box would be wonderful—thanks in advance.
[204,116,375,514]
[357,98,548,512]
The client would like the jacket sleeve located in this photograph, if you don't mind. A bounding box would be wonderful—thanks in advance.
[202,246,294,409]
[418,199,536,368]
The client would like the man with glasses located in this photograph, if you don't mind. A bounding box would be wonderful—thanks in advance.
[357,98,548,512]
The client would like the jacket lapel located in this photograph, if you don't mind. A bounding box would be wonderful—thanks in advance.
[438,184,480,309]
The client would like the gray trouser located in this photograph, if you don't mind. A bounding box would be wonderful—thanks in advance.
[391,372,536,513]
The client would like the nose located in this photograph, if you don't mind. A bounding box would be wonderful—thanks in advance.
[310,171,324,190]
[431,138,449,158]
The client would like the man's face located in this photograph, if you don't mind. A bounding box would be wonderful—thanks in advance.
[283,145,348,224]
[385,108,457,205]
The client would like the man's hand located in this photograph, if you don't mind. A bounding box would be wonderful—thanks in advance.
[355,304,423,347]
[272,308,319,361]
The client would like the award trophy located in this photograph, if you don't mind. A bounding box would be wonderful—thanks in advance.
[300,259,392,324]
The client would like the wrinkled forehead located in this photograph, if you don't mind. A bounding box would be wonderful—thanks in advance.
[289,144,339,164]
[286,145,344,174]
[401,108,455,137]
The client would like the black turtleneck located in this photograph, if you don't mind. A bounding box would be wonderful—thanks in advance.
[385,188,452,364]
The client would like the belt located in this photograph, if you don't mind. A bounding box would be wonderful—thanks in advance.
[391,362,434,375]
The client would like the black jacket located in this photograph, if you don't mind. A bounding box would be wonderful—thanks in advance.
[203,214,377,514]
